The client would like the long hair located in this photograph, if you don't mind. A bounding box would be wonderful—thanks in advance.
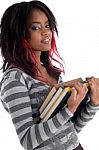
[0,0,65,79]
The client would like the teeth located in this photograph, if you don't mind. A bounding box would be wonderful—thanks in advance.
[42,37,50,42]
[43,38,49,42]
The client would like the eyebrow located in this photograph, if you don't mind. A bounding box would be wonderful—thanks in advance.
[30,20,49,25]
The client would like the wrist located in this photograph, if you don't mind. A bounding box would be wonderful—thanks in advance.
[90,101,99,106]
[67,105,75,113]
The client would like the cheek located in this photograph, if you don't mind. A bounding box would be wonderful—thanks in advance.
[28,34,40,47]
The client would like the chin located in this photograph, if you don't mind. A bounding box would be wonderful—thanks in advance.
[41,48,51,51]
[42,49,50,51]
[40,44,51,51]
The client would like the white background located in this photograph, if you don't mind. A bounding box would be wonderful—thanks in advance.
[0,0,99,150]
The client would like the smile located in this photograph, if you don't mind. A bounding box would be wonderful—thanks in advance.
[41,37,51,44]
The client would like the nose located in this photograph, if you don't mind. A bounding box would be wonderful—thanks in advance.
[41,28,49,36]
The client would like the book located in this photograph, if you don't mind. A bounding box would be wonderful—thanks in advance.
[39,86,57,114]
[40,78,83,114]
[41,87,71,122]
[50,88,71,118]
[40,87,63,119]
[50,82,89,120]
[39,79,89,122]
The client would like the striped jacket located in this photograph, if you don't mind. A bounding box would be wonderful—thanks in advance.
[0,68,99,150]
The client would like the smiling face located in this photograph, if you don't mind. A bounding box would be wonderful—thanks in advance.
[27,9,52,52]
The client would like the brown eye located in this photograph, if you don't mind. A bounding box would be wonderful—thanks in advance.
[31,26,40,30]
[45,24,50,28]
[31,24,41,31]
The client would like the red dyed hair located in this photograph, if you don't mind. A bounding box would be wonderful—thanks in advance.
[19,32,65,79]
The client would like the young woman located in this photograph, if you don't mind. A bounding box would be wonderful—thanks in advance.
[0,1,99,150]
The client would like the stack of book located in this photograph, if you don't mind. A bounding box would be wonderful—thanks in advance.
[39,78,89,122]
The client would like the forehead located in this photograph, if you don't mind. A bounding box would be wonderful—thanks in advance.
[28,9,48,23]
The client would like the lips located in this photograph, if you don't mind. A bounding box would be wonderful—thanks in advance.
[41,37,51,44]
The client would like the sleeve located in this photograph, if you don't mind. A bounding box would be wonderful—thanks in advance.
[73,96,99,133]
[1,76,73,150]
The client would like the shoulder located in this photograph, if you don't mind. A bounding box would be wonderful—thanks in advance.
[0,68,33,86]
[0,68,50,89]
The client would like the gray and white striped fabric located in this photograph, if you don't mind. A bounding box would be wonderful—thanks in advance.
[0,68,99,150]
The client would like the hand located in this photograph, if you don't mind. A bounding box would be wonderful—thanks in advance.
[54,77,83,88]
[67,82,88,113]
[86,76,99,106]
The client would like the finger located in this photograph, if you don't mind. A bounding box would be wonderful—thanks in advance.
[85,76,95,81]
[85,77,91,80]
[73,82,84,93]
[71,87,77,98]
[88,79,96,94]
[83,83,88,92]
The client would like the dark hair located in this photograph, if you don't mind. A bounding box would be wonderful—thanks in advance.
[0,0,64,79]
